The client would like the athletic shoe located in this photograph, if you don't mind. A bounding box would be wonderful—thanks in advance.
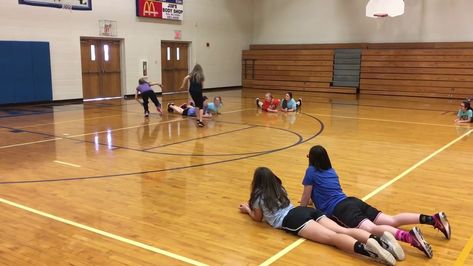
[410,227,433,258]
[144,111,149,117]
[380,232,405,261]
[197,121,205,127]
[157,106,163,115]
[365,238,396,266]
[298,98,302,108]
[256,98,261,108]
[433,212,451,239]
[167,103,174,113]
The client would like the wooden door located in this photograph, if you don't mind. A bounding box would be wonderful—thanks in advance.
[161,41,189,93]
[101,40,121,97]
[80,39,121,99]
[81,40,101,99]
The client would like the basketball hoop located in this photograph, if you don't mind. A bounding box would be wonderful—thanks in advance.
[374,13,389,18]
[60,0,74,12]
[99,20,117,37]
[366,0,404,18]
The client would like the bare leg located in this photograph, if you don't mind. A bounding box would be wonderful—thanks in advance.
[195,107,201,121]
[300,220,397,264]
[199,108,204,122]
[318,216,370,242]
[298,220,356,253]
[169,105,184,114]
[359,219,399,237]
[375,213,420,227]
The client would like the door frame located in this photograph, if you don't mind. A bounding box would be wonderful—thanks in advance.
[160,40,192,95]
[80,36,125,99]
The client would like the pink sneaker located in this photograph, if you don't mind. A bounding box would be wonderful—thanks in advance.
[409,227,433,258]
[433,212,451,239]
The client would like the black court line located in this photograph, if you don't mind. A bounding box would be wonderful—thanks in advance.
[0,122,259,156]
[0,112,324,185]
[0,101,143,119]
[144,123,306,156]
[143,125,257,150]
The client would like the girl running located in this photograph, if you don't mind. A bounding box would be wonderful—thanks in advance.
[300,145,451,259]
[135,78,163,117]
[180,64,206,127]
[239,167,399,265]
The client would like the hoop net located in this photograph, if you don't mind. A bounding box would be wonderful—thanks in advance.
[366,0,404,18]
[61,0,74,11]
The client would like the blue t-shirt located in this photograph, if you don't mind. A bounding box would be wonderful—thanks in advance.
[457,109,473,121]
[286,98,297,110]
[207,102,221,113]
[187,107,197,117]
[302,166,347,216]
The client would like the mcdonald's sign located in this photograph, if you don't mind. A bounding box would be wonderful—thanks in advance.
[136,0,162,19]
[136,0,183,20]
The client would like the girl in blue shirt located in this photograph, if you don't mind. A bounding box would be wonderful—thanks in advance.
[239,167,397,265]
[455,101,473,123]
[300,145,451,260]
[206,96,223,114]
[281,92,302,112]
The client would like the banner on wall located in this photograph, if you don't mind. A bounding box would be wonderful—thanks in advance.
[136,0,183,21]
[18,0,92,10]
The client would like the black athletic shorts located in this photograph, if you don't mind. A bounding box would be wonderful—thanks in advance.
[282,206,325,235]
[189,90,204,109]
[330,197,381,228]
[182,107,190,116]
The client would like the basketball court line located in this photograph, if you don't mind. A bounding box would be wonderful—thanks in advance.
[0,137,63,150]
[241,95,456,113]
[0,108,251,150]
[259,129,473,266]
[313,113,459,128]
[13,114,125,129]
[454,234,473,266]
[53,160,81,168]
[0,197,208,266]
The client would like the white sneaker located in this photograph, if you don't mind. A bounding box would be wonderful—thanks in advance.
[365,238,396,266]
[380,232,405,261]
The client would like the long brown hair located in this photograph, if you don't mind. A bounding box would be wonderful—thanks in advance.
[249,167,290,212]
[190,64,205,84]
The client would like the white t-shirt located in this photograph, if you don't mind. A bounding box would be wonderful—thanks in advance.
[252,197,294,228]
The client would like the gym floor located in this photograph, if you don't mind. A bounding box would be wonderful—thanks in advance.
[0,89,471,265]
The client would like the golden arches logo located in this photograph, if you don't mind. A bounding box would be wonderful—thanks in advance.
[143,0,159,17]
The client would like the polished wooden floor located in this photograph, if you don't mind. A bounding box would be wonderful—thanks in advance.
[0,89,472,266]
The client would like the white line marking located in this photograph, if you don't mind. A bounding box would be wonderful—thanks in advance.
[0,138,63,149]
[259,239,305,266]
[14,114,124,129]
[313,113,457,128]
[0,197,208,266]
[0,108,250,149]
[313,114,458,127]
[53,160,81,168]
[362,129,473,201]
[259,129,473,266]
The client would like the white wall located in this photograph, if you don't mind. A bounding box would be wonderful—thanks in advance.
[252,0,473,44]
[0,0,253,100]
